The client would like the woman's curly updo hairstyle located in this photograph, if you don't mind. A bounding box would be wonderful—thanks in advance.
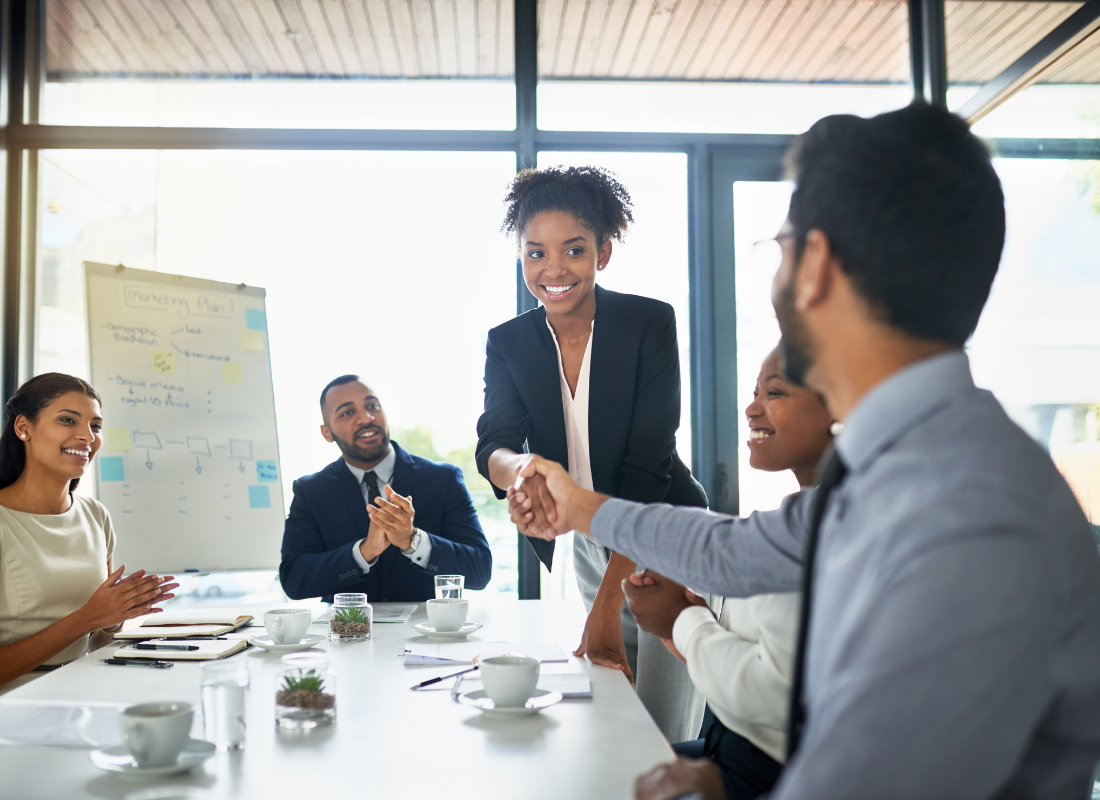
[0,373,101,493]
[502,165,635,246]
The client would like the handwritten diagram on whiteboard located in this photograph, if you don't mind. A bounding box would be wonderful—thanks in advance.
[85,263,284,572]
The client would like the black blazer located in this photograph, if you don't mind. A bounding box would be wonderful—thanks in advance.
[279,442,493,602]
[476,286,707,569]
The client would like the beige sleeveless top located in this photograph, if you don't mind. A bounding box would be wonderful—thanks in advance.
[0,495,115,667]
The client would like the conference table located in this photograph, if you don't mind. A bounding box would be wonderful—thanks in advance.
[0,599,674,799]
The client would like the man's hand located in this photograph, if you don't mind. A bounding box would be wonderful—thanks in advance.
[623,570,712,640]
[507,470,556,538]
[367,485,416,550]
[634,757,727,800]
[359,515,390,563]
[574,607,634,686]
[507,455,609,539]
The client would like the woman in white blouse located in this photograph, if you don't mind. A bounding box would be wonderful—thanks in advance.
[0,373,177,692]
[625,347,834,800]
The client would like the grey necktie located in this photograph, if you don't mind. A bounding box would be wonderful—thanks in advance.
[786,448,848,759]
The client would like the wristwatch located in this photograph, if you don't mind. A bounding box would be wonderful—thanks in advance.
[402,528,423,556]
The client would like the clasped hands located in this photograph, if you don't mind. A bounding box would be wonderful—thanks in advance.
[360,485,417,561]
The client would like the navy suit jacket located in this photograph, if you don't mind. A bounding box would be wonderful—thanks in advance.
[279,442,492,602]
[475,286,707,570]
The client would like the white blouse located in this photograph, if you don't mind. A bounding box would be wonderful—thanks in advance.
[547,318,595,493]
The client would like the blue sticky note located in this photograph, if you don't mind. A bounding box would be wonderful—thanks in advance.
[245,309,267,331]
[248,485,270,509]
[99,457,125,482]
[256,460,278,483]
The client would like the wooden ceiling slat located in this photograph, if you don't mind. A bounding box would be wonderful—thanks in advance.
[432,0,458,74]
[361,0,404,74]
[407,0,440,74]
[239,0,293,72]
[498,0,514,74]
[683,0,747,78]
[801,0,875,80]
[81,0,152,71]
[55,0,128,72]
[185,0,252,72]
[945,1,1011,78]
[95,0,175,71]
[45,9,93,72]
[383,0,420,75]
[721,0,790,79]
[205,0,273,72]
[272,0,327,72]
[586,0,631,76]
[105,0,185,73]
[822,0,894,79]
[664,0,723,77]
[957,3,1080,82]
[752,0,824,80]
[609,0,654,76]
[296,0,348,74]
[951,2,1034,80]
[625,0,679,78]
[331,0,373,72]
[169,0,237,72]
[474,0,497,74]
[648,0,705,79]
[537,0,563,74]
[452,0,477,73]
[707,0,771,78]
[570,0,613,77]
[780,0,856,80]
[845,1,906,80]
[318,0,367,72]
[250,0,307,74]
[137,0,217,73]
[121,0,209,74]
[1045,25,1100,80]
[556,0,590,76]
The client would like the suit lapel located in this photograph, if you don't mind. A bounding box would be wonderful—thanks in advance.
[329,458,371,542]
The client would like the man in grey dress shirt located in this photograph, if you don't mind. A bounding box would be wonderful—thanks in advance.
[508,103,1100,800]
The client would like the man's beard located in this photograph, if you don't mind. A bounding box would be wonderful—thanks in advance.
[333,425,390,464]
[774,275,816,389]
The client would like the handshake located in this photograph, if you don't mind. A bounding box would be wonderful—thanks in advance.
[505,454,608,540]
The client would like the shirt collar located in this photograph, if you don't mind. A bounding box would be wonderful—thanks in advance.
[835,350,975,474]
[343,443,396,486]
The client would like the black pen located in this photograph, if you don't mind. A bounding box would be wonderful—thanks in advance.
[410,665,479,690]
[158,636,226,641]
[132,643,199,651]
[101,658,174,668]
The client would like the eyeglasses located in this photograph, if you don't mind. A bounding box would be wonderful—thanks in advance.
[750,231,798,274]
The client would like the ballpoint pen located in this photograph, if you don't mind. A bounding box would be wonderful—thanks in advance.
[132,643,199,651]
[101,658,174,668]
[157,636,226,641]
[410,665,479,690]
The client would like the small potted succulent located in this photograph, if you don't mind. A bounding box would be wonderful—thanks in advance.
[275,654,336,730]
[330,592,372,642]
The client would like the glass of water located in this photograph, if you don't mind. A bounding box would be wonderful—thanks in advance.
[200,660,249,751]
[434,574,464,599]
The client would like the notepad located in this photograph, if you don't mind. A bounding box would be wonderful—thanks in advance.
[372,604,416,623]
[113,638,249,660]
[114,609,254,639]
[403,641,569,666]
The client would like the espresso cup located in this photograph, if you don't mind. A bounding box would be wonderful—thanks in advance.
[478,656,539,707]
[119,701,193,767]
[264,608,311,644]
[425,598,469,632]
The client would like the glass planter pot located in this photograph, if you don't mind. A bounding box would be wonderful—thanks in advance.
[330,592,372,642]
[275,653,336,730]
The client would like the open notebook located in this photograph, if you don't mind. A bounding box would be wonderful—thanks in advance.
[113,609,254,639]
[113,638,249,660]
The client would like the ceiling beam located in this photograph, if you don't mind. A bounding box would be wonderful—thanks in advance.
[958,0,1100,124]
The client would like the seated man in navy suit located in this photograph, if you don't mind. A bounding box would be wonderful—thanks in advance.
[279,375,493,602]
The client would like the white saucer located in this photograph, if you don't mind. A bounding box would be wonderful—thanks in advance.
[458,688,562,716]
[248,633,326,653]
[412,622,483,640]
[90,739,216,778]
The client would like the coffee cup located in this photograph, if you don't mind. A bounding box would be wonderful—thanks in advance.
[425,598,468,632]
[264,608,311,644]
[477,656,539,707]
[119,701,193,767]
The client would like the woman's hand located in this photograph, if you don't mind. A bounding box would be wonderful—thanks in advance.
[635,757,727,800]
[79,565,178,632]
[574,607,634,686]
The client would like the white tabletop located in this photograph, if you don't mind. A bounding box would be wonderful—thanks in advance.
[0,599,673,799]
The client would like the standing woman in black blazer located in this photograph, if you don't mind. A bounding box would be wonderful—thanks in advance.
[476,166,708,743]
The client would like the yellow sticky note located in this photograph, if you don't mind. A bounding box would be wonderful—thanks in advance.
[103,427,131,451]
[241,329,264,351]
[222,362,243,385]
[152,350,174,374]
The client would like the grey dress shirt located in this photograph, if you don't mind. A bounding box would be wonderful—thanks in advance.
[591,351,1100,799]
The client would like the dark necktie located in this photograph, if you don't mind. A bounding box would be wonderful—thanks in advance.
[786,447,848,759]
[362,470,381,509]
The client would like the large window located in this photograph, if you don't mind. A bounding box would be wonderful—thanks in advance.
[38,149,523,594]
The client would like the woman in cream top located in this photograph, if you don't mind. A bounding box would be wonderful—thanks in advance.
[0,373,176,693]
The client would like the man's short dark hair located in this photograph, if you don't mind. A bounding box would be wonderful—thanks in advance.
[784,101,1006,346]
[320,374,361,409]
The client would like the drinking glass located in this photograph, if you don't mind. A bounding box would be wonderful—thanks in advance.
[434,575,464,599]
[200,660,249,751]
